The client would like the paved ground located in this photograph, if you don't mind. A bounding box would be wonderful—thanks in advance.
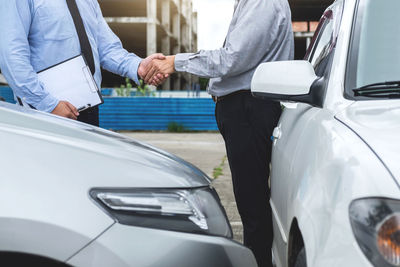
[122,132,244,243]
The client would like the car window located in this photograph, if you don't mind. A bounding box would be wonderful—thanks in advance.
[310,19,333,70]
[356,1,400,86]
[305,2,343,76]
[345,0,400,100]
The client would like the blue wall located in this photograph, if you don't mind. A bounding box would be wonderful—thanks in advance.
[0,86,218,131]
[0,86,16,104]
[100,97,217,131]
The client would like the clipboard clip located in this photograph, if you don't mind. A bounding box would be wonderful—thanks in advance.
[78,104,92,112]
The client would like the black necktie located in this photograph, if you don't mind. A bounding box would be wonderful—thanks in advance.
[66,0,95,75]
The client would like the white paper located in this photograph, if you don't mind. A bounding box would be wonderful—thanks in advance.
[37,55,102,111]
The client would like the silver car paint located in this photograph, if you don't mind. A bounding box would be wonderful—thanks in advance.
[0,101,256,266]
[0,102,211,189]
[68,224,257,267]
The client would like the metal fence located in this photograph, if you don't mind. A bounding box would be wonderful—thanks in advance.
[0,86,16,104]
[100,97,217,131]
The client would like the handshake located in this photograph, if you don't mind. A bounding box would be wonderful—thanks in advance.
[138,54,176,86]
[51,54,175,120]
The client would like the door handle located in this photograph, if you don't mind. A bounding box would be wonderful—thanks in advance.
[272,126,282,141]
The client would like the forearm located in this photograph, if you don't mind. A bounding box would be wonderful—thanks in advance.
[174,0,281,79]
[174,49,241,79]
[0,62,59,112]
[100,45,142,84]
[0,0,58,112]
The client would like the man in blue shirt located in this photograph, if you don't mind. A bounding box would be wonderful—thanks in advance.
[0,0,164,125]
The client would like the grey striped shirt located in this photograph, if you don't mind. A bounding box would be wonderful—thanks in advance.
[174,0,294,97]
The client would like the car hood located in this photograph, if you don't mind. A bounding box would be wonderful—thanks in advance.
[0,102,211,188]
[335,100,400,181]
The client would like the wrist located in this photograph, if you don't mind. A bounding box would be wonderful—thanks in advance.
[171,56,176,71]
[137,60,144,80]
[167,56,176,72]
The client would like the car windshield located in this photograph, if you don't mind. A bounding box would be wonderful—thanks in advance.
[345,0,400,99]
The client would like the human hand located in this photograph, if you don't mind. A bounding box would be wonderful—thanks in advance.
[138,53,168,85]
[51,101,79,120]
[144,56,176,85]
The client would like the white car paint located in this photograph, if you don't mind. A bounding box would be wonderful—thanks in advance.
[336,100,400,180]
[271,103,398,267]
[252,61,318,96]
[252,0,400,266]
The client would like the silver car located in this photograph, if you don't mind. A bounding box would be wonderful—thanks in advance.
[0,102,256,267]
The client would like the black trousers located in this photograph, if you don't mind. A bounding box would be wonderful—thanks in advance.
[78,106,99,127]
[215,91,281,267]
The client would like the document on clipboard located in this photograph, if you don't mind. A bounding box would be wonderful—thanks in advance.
[37,55,104,112]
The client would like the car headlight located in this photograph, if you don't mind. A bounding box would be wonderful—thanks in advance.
[349,198,400,267]
[90,187,233,238]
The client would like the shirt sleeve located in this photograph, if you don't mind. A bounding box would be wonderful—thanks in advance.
[0,0,59,112]
[93,1,142,85]
[174,0,281,79]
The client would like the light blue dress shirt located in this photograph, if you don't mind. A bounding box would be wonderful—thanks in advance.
[0,0,142,112]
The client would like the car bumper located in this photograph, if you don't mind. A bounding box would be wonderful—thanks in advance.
[67,224,257,267]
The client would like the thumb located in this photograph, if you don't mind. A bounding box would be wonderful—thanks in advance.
[151,53,166,60]
[66,102,79,116]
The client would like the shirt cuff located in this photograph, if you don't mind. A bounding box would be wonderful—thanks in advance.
[35,94,60,113]
[174,53,194,72]
[127,57,142,85]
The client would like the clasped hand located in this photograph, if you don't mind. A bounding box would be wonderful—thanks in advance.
[138,54,175,86]
[51,54,175,120]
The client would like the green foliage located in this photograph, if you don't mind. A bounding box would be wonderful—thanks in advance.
[115,78,155,97]
[213,167,223,179]
[199,77,209,91]
[136,79,155,97]
[213,155,227,179]
[115,77,133,97]
[167,122,188,133]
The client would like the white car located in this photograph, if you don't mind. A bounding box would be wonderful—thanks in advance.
[0,102,257,267]
[251,0,400,266]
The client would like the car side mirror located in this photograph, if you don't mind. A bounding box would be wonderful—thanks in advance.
[251,61,324,107]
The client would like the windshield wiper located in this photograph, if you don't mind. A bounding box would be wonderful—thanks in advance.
[353,81,400,98]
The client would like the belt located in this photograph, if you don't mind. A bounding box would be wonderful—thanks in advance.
[212,90,250,103]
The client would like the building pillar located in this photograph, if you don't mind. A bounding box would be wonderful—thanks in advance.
[192,12,198,52]
[172,12,181,90]
[146,0,157,56]
[161,0,171,90]
[186,1,193,90]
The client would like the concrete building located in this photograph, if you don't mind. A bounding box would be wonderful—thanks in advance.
[98,0,198,90]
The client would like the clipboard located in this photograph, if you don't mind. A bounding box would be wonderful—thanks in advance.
[37,54,104,112]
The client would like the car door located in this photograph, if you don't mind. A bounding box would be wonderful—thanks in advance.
[270,2,344,266]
